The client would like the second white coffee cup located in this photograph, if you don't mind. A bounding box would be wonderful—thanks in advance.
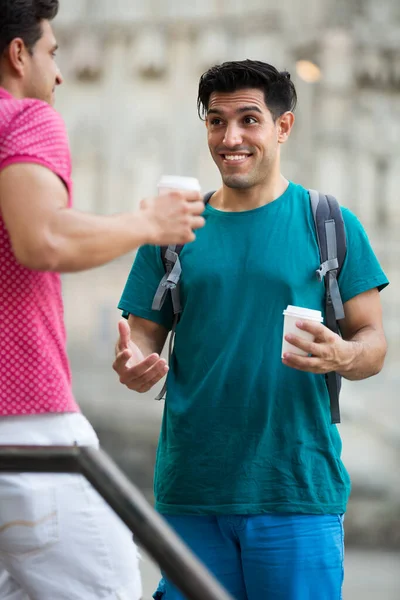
[281,305,323,358]
[157,175,201,196]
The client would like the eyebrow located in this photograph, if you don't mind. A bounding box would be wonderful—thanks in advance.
[51,43,59,52]
[207,105,263,116]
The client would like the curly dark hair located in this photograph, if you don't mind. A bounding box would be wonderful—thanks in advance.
[198,59,297,121]
[0,0,59,56]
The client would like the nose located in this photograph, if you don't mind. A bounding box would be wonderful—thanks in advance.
[55,67,64,86]
[223,123,243,148]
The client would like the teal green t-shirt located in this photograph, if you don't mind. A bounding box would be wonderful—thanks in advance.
[118,182,389,516]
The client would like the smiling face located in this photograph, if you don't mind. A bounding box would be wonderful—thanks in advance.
[206,88,293,190]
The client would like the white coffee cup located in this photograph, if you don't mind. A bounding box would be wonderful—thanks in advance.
[157,175,201,196]
[281,305,323,358]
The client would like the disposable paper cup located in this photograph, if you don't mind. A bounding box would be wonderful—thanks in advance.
[157,175,201,196]
[281,305,323,358]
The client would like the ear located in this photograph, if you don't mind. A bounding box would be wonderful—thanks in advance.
[277,111,295,144]
[7,38,29,77]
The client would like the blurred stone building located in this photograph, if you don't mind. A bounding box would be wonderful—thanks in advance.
[55,0,400,547]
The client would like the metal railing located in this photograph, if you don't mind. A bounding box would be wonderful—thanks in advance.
[0,445,234,600]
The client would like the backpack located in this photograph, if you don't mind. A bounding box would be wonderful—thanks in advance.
[151,189,347,424]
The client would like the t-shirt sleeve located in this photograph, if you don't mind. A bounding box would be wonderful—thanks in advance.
[0,100,72,200]
[118,245,174,331]
[338,207,389,304]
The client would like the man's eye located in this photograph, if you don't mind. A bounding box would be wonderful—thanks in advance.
[244,116,257,124]
[210,118,222,126]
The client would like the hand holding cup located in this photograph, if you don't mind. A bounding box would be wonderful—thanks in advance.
[140,175,205,245]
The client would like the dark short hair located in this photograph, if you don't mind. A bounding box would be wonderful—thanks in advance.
[198,59,297,121]
[0,0,59,57]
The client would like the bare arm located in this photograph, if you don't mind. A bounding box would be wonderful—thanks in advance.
[0,163,204,272]
[336,288,387,380]
[113,316,169,393]
[120,315,168,357]
[282,288,387,381]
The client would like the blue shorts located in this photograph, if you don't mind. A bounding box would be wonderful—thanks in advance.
[153,513,344,600]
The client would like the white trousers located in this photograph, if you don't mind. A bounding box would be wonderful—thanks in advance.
[0,413,142,600]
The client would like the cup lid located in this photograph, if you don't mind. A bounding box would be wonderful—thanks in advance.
[282,305,323,322]
[157,175,201,192]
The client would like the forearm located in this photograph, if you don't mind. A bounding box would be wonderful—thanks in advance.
[113,335,161,360]
[130,326,167,356]
[44,209,151,272]
[338,326,387,381]
[2,163,205,272]
[130,336,161,357]
[114,315,168,358]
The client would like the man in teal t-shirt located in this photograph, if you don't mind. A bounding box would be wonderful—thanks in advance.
[114,60,388,600]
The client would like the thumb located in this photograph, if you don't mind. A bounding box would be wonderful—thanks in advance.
[118,319,131,351]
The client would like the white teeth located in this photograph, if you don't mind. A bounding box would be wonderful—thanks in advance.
[224,154,249,161]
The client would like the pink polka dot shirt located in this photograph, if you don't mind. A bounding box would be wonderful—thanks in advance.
[0,87,79,416]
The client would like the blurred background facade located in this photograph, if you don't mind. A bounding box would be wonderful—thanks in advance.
[53,0,399,597]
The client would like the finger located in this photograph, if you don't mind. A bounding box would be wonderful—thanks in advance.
[182,190,202,202]
[165,190,202,203]
[284,334,321,356]
[120,354,163,383]
[113,349,133,373]
[117,319,131,351]
[180,230,196,243]
[125,358,168,385]
[295,320,332,340]
[187,201,206,216]
[136,365,169,393]
[125,360,169,391]
[282,353,322,373]
[190,216,206,230]
[116,353,158,383]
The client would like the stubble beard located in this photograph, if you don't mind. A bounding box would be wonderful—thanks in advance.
[222,173,255,189]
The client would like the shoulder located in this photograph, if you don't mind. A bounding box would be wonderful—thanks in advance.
[340,205,360,224]
[0,98,71,178]
[5,98,68,146]
[339,206,370,241]
[288,181,309,201]
[136,243,164,269]
[294,186,363,231]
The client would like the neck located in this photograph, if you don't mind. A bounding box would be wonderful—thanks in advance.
[0,77,24,99]
[211,164,289,212]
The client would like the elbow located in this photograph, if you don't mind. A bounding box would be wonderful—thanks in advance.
[376,340,388,375]
[13,236,61,272]
[342,334,388,381]
[369,338,388,378]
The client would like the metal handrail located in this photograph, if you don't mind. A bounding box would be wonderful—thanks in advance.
[0,445,234,600]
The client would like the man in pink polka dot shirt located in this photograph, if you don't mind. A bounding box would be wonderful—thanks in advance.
[0,1,205,598]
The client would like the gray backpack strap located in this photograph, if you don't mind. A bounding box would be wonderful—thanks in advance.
[152,244,184,401]
[152,246,182,314]
[154,312,179,401]
[309,189,347,424]
[309,190,346,322]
